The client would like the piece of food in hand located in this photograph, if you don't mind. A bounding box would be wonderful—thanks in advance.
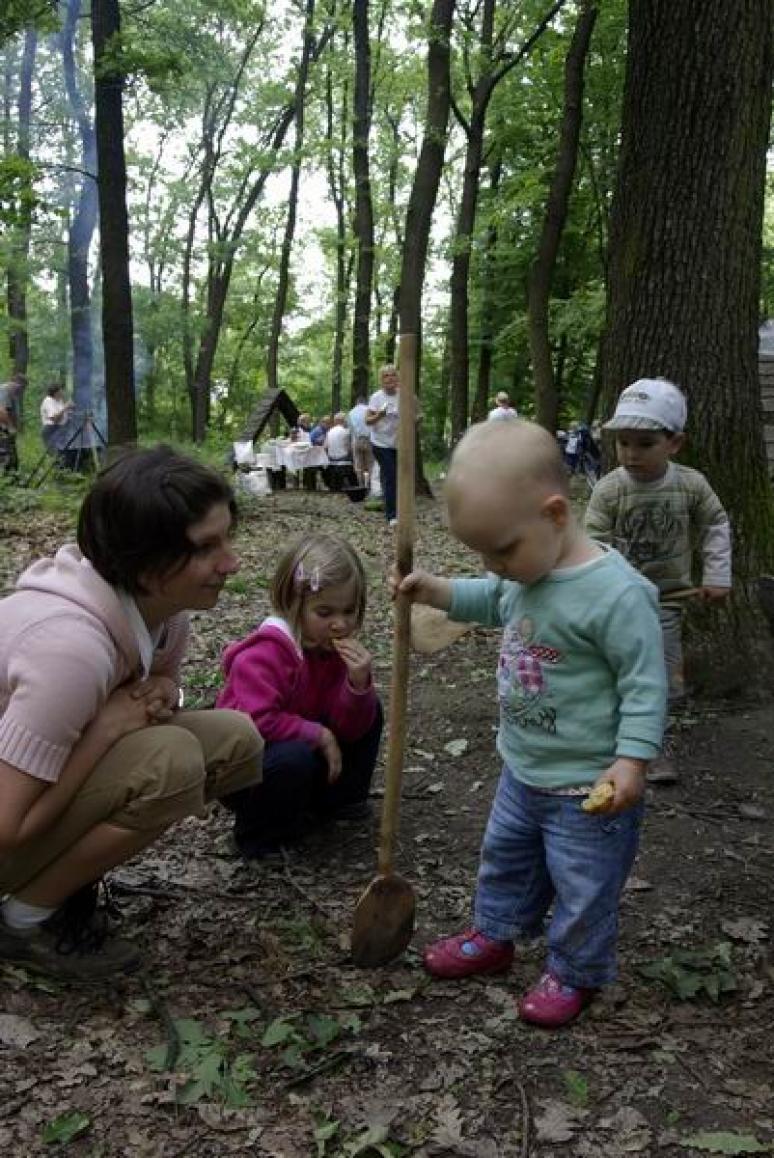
[581,781,616,813]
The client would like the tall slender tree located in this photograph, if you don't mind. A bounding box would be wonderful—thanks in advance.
[448,0,569,442]
[6,25,36,406]
[266,0,317,395]
[397,0,455,491]
[527,1,596,433]
[351,0,374,403]
[91,0,136,445]
[62,0,98,415]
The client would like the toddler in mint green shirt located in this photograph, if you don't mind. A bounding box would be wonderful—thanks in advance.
[395,418,666,1028]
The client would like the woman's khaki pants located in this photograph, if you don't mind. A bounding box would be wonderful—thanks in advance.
[0,710,263,895]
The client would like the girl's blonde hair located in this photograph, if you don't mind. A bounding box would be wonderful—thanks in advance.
[270,533,367,639]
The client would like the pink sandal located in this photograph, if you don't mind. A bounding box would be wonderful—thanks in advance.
[423,928,514,979]
[518,971,595,1027]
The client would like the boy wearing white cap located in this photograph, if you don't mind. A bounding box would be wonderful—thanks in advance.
[585,378,731,783]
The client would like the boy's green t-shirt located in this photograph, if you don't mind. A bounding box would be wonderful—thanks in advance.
[448,548,666,789]
[584,462,728,593]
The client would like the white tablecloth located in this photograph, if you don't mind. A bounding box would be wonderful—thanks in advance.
[261,441,328,472]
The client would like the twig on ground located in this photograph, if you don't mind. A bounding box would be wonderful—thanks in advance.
[518,1080,531,1157]
[282,1048,352,1091]
[111,875,258,903]
[140,973,181,1071]
[272,850,338,922]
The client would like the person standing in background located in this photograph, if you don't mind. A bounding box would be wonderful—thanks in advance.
[367,365,400,526]
[348,395,373,488]
[488,392,519,421]
[40,384,75,456]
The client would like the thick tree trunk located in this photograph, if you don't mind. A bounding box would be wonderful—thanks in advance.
[397,0,455,495]
[62,0,98,416]
[6,26,35,408]
[265,0,316,399]
[351,0,375,403]
[528,2,596,433]
[91,0,136,446]
[602,0,774,576]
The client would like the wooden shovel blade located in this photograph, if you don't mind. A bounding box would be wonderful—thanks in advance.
[350,872,416,967]
[410,604,475,655]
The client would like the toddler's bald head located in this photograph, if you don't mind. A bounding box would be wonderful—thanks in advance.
[446,420,569,512]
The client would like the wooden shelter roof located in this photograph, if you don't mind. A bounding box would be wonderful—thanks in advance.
[235,388,300,442]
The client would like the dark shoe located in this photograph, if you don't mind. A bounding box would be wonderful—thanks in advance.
[0,881,141,980]
[646,755,679,784]
[328,799,373,822]
[234,834,287,862]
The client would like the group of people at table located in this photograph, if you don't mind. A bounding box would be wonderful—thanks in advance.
[255,363,402,523]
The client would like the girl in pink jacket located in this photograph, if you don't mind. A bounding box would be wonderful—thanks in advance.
[217,533,382,858]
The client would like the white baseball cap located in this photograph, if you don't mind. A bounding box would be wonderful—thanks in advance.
[603,378,687,433]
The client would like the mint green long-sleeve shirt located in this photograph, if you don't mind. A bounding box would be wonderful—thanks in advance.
[448,547,667,788]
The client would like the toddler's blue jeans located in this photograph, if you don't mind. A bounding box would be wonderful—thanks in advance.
[473,769,644,989]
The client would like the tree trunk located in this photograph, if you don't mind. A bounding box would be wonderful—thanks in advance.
[265,0,316,400]
[472,157,502,422]
[351,0,375,403]
[324,51,351,413]
[397,0,455,495]
[6,25,35,409]
[91,0,136,446]
[449,103,486,443]
[528,2,597,433]
[602,0,774,577]
[450,0,570,440]
[62,0,98,416]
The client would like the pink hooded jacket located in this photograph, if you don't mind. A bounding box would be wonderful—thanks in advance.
[216,617,378,747]
[0,545,188,783]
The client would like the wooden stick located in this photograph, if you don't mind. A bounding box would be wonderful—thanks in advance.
[377,333,416,876]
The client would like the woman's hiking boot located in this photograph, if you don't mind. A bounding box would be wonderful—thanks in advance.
[0,880,141,980]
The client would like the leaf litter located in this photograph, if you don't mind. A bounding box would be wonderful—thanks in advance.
[1,491,774,1153]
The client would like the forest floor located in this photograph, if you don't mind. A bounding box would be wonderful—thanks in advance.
[1,485,773,1158]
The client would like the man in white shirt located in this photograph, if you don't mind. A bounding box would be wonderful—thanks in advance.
[40,384,75,455]
[488,391,519,422]
[367,365,400,524]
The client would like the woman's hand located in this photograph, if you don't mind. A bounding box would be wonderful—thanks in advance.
[332,638,372,691]
[130,675,179,723]
[83,676,157,750]
[317,727,342,783]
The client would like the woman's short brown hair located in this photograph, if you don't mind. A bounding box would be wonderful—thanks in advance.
[77,444,237,594]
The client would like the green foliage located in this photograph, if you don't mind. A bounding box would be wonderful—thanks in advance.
[261,1009,361,1071]
[0,156,39,229]
[562,1069,589,1107]
[638,941,737,1002]
[145,1016,257,1107]
[680,1133,772,1155]
[0,2,58,46]
[41,1110,91,1146]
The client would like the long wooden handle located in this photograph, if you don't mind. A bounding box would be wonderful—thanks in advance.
[378,332,416,875]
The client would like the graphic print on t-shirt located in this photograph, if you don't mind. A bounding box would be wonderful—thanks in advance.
[613,503,682,569]
[498,618,562,735]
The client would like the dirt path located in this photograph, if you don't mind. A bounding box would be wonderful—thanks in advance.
[1,491,772,1156]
